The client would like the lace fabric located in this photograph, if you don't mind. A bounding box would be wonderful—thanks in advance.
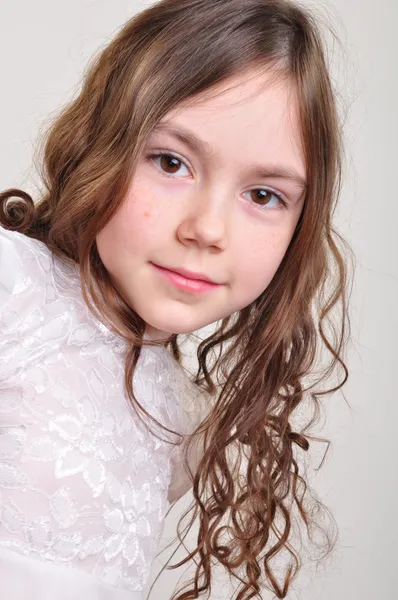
[0,227,205,598]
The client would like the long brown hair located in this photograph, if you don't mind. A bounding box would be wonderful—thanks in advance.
[0,0,352,598]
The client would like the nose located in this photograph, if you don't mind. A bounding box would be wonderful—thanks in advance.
[176,187,229,251]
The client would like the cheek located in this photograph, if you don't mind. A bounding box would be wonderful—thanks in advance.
[96,187,156,271]
[233,230,292,299]
[106,185,166,248]
[120,184,159,227]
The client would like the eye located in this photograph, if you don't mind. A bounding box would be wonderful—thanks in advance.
[149,152,191,178]
[244,188,287,210]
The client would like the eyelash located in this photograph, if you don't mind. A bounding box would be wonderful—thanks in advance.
[146,151,288,210]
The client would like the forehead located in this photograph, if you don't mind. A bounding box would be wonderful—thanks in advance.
[160,68,305,177]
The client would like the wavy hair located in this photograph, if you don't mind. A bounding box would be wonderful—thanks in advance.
[0,0,353,598]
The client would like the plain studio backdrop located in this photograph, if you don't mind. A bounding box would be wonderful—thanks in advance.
[0,1,396,598]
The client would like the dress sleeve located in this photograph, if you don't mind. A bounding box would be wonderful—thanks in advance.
[0,227,50,313]
[0,227,24,309]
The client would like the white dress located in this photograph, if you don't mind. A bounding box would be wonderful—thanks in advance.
[0,227,205,599]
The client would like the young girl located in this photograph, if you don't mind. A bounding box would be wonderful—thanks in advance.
[0,0,350,599]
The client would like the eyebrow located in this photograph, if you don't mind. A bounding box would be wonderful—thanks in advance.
[151,122,307,191]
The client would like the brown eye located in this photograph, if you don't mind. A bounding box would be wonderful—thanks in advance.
[245,188,285,209]
[250,189,273,206]
[159,154,182,174]
[149,152,191,177]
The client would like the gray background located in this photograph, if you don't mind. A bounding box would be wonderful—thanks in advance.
[0,1,396,598]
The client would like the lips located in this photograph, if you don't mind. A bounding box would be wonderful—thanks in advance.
[151,263,221,294]
[152,264,218,284]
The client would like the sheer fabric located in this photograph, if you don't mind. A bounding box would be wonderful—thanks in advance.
[0,227,205,599]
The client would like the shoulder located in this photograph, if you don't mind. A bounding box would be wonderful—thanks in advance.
[0,226,52,268]
[0,227,53,308]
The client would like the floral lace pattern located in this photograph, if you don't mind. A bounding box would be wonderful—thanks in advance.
[0,228,202,593]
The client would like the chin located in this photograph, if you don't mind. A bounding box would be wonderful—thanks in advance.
[144,313,205,339]
[146,322,194,339]
[140,302,220,339]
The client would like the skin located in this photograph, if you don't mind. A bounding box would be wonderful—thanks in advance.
[96,67,307,341]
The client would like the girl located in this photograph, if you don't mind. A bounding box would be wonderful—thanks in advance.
[0,0,351,599]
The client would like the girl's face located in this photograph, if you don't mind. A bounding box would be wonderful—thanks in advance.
[96,68,306,340]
